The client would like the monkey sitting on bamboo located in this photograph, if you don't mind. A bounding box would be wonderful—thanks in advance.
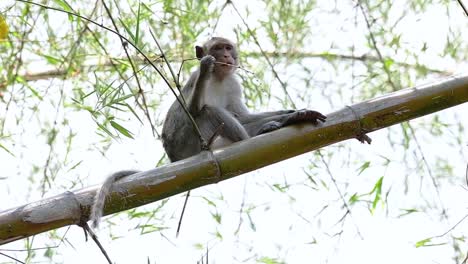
[90,37,327,227]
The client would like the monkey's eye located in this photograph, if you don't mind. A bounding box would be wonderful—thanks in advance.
[225,45,232,51]
[213,45,223,50]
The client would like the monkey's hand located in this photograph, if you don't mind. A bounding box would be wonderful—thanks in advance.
[199,55,216,74]
[285,109,327,125]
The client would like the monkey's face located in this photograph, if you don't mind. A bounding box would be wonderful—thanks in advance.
[209,42,238,77]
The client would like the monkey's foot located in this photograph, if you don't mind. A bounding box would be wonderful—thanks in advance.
[286,109,327,125]
[356,133,372,144]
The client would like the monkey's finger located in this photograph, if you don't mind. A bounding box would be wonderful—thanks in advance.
[317,115,327,122]
[308,111,327,123]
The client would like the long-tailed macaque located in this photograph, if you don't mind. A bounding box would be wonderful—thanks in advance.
[162,37,326,160]
[90,37,327,227]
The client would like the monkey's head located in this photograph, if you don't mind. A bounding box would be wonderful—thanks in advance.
[196,37,238,79]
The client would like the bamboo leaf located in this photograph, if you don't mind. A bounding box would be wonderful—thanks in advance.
[110,121,134,139]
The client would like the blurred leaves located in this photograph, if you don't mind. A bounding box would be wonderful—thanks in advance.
[0,14,8,40]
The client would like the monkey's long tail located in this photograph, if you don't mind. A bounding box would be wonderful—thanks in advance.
[90,170,139,228]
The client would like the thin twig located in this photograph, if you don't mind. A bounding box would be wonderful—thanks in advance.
[15,0,204,146]
[462,251,468,264]
[234,177,248,235]
[408,125,447,214]
[356,0,398,90]
[357,0,448,218]
[229,0,297,109]
[176,122,226,237]
[0,252,25,264]
[210,0,230,36]
[5,51,448,86]
[465,161,467,187]
[432,213,468,239]
[456,0,468,16]
[176,191,190,237]
[1,2,41,134]
[176,58,198,86]
[149,28,188,110]
[0,225,70,263]
[102,0,158,137]
[82,223,112,264]
[317,150,363,239]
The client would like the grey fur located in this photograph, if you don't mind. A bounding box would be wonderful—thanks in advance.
[90,37,326,228]
[161,37,326,161]
[90,170,139,228]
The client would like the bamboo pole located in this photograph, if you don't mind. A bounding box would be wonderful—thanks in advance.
[1,74,467,245]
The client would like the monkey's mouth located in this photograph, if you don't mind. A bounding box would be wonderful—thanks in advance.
[221,63,235,68]
[218,60,235,67]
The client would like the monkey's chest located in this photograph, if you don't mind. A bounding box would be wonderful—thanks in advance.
[200,83,229,108]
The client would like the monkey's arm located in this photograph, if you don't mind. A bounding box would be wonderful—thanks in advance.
[187,56,215,115]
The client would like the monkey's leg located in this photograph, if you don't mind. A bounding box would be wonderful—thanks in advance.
[240,110,326,127]
[198,105,249,142]
[256,121,283,134]
[236,110,295,123]
[241,113,296,136]
[242,110,327,136]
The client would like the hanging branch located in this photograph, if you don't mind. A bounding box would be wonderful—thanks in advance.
[14,0,206,146]
[2,51,450,87]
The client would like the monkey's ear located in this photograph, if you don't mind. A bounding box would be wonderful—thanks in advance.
[195,46,204,59]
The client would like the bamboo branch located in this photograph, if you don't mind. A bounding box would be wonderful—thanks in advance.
[0,74,467,245]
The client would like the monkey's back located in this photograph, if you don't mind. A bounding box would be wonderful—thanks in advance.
[161,97,203,162]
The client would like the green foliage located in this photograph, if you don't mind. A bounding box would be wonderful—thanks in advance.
[348,176,384,213]
[416,237,432,247]
[356,161,371,176]
[257,256,285,264]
